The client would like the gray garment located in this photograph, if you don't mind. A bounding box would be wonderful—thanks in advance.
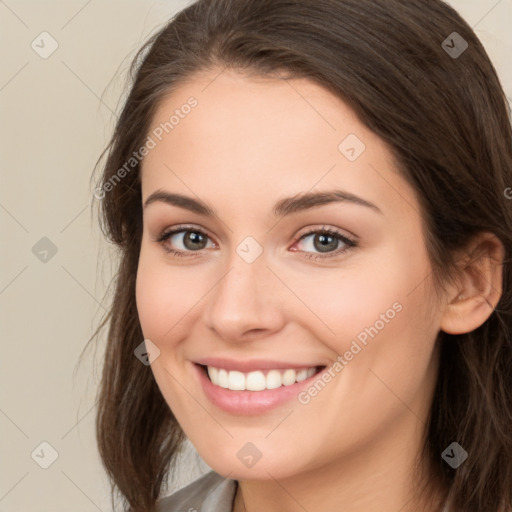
[156,470,237,512]
[155,470,451,512]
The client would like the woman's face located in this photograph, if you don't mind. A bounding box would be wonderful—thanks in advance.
[136,68,445,480]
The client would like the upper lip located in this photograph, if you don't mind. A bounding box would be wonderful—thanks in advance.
[194,357,325,373]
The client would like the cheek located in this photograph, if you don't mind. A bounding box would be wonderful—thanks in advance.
[135,256,167,341]
[135,248,208,343]
[288,257,418,346]
[293,242,438,388]
[136,272,168,323]
[135,251,207,416]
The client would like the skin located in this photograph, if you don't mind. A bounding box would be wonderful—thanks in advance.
[135,68,503,512]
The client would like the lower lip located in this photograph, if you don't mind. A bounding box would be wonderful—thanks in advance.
[193,363,324,415]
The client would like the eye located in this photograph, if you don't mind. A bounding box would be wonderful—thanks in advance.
[291,226,357,261]
[156,225,215,257]
[155,224,357,260]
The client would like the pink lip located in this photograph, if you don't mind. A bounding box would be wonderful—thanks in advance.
[192,362,325,415]
[194,357,323,373]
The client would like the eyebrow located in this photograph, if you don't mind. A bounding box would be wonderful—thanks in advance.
[143,189,383,217]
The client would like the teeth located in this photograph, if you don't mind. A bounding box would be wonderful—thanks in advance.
[206,365,319,391]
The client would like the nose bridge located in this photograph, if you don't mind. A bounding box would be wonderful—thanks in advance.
[203,238,285,339]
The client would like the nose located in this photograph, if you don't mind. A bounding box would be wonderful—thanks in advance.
[202,250,287,342]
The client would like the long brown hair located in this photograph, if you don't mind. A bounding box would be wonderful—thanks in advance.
[86,0,512,510]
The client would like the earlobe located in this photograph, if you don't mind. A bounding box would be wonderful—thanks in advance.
[440,232,504,335]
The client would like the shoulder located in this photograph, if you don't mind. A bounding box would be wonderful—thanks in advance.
[155,470,237,512]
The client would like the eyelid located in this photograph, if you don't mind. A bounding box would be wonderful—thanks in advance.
[290,226,357,259]
[293,224,358,243]
[156,224,356,243]
[155,224,216,247]
[155,223,358,260]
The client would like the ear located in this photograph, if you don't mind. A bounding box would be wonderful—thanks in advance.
[440,232,505,335]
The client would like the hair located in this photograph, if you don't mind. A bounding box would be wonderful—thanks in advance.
[86,0,512,510]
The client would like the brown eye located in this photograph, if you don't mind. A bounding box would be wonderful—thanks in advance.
[157,226,214,256]
[181,231,208,250]
[293,228,356,259]
[312,233,340,253]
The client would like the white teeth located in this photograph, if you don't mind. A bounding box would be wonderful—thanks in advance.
[246,370,266,391]
[206,365,319,391]
[228,371,245,390]
[217,368,229,388]
[208,366,218,382]
[296,368,309,382]
[266,370,282,389]
[282,369,297,386]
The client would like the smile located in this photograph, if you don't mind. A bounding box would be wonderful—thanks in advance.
[205,365,322,391]
[193,361,328,415]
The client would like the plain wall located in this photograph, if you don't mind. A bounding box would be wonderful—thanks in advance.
[1,0,511,510]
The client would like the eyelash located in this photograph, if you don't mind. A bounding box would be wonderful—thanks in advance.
[155,224,357,261]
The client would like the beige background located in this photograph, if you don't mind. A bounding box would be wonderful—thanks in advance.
[1,0,511,510]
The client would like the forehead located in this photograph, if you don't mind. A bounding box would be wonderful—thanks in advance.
[140,68,416,221]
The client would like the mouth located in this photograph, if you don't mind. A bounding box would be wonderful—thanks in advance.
[196,363,326,391]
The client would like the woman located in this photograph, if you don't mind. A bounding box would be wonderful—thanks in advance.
[90,0,512,510]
